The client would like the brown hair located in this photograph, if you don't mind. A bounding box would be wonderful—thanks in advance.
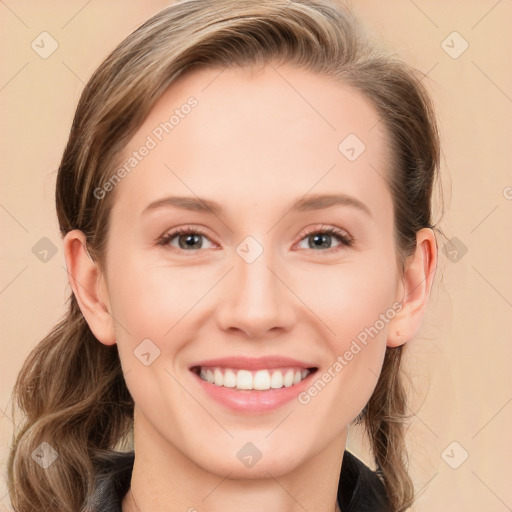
[7,1,440,511]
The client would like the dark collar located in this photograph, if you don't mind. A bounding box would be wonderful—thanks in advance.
[85,450,390,511]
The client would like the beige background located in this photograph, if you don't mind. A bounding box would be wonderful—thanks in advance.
[1,1,511,510]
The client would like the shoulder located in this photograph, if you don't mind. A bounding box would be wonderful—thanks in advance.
[338,450,391,512]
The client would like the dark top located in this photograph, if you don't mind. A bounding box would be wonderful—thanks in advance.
[85,450,391,511]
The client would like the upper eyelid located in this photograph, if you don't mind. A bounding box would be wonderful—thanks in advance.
[300,224,352,239]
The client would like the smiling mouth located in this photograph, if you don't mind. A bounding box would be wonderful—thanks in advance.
[190,366,318,391]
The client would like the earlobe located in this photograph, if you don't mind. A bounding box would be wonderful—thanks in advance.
[63,229,116,346]
[387,228,438,348]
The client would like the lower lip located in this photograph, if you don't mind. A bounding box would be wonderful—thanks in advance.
[190,370,315,413]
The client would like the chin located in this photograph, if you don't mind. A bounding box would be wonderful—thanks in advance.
[191,444,305,479]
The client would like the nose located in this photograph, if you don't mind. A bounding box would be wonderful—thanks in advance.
[215,246,297,338]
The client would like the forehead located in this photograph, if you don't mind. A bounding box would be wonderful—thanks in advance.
[108,64,393,222]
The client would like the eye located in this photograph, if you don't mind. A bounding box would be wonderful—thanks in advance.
[156,224,354,254]
[157,226,216,253]
[295,225,354,252]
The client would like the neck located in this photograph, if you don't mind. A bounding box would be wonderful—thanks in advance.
[127,484,343,512]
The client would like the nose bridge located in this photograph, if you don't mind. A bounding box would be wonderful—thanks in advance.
[215,236,295,336]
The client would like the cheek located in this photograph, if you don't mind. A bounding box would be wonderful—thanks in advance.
[107,253,200,338]
[296,255,397,410]
[105,257,198,406]
[300,255,398,344]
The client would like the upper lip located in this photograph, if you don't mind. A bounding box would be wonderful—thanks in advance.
[189,356,318,371]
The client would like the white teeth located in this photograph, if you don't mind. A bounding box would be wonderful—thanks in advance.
[197,366,311,390]
[214,368,223,386]
[223,369,237,388]
[236,370,253,390]
[270,370,283,389]
[283,370,294,387]
[253,370,271,390]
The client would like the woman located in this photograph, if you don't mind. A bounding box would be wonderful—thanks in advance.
[7,0,440,511]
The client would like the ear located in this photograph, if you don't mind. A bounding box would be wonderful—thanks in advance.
[63,229,116,346]
[387,228,437,347]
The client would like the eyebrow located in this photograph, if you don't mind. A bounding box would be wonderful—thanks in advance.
[141,193,372,217]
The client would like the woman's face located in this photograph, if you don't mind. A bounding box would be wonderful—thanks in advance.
[98,64,404,476]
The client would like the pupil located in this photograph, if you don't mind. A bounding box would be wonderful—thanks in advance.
[311,233,330,249]
[180,234,201,249]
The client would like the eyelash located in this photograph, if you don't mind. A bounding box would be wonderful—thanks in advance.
[156,224,354,255]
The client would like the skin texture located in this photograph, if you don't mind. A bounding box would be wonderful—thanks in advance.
[64,64,437,512]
